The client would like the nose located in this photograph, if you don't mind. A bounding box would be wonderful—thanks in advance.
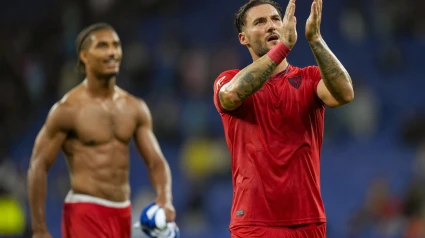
[106,45,119,59]
[266,19,277,32]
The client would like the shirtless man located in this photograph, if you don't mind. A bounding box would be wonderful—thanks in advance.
[27,23,175,238]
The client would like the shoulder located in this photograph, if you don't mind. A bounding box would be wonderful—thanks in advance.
[46,98,75,131]
[116,88,151,122]
[129,96,151,125]
[57,83,86,108]
[215,69,240,82]
[47,84,89,130]
[51,85,83,117]
[116,87,149,111]
[216,69,240,78]
[298,65,320,76]
[214,69,240,92]
[287,65,318,74]
[287,65,321,82]
[52,85,85,117]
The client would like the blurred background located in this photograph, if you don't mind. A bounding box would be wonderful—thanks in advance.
[1,0,425,237]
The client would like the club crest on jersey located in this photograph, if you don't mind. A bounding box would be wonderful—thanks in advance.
[288,76,302,89]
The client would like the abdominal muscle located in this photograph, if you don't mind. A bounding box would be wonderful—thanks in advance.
[63,139,131,202]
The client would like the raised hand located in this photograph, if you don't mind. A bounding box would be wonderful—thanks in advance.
[281,0,297,49]
[305,0,322,42]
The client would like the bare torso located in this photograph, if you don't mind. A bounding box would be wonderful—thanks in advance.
[61,84,139,202]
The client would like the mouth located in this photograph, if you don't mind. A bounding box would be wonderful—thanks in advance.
[267,34,280,42]
[103,58,119,68]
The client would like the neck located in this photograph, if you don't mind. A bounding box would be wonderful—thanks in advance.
[84,72,116,98]
[271,59,289,77]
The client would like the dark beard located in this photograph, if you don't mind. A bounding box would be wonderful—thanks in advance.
[252,41,271,58]
[96,71,119,80]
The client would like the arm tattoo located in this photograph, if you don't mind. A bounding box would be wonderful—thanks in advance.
[310,38,353,101]
[235,62,276,101]
[219,60,277,110]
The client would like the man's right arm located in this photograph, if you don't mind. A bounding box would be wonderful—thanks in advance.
[27,103,70,235]
[218,55,279,111]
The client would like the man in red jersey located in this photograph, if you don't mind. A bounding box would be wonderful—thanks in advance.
[213,0,354,237]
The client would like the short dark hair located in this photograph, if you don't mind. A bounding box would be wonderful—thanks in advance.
[234,0,283,33]
[75,22,115,74]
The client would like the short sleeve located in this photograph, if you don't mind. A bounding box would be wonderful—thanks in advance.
[213,69,239,113]
[303,66,323,104]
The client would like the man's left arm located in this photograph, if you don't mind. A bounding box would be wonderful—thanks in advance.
[133,98,175,221]
[306,0,354,108]
[310,38,353,107]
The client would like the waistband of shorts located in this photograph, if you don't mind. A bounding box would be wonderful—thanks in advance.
[64,190,131,208]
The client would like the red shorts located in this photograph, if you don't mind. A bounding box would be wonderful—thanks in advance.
[230,223,326,238]
[61,191,132,238]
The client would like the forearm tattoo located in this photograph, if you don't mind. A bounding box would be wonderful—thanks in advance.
[235,62,276,101]
[310,39,352,100]
[220,61,277,109]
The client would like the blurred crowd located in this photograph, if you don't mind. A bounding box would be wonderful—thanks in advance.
[1,0,425,237]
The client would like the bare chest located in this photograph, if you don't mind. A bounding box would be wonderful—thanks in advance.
[72,102,137,144]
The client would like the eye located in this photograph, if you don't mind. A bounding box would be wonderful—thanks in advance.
[255,19,265,25]
[113,42,121,48]
[96,42,108,48]
[272,16,282,22]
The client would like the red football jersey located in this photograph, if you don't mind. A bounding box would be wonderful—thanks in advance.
[213,65,326,229]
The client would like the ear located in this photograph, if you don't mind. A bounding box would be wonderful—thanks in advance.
[79,51,88,65]
[238,32,249,46]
